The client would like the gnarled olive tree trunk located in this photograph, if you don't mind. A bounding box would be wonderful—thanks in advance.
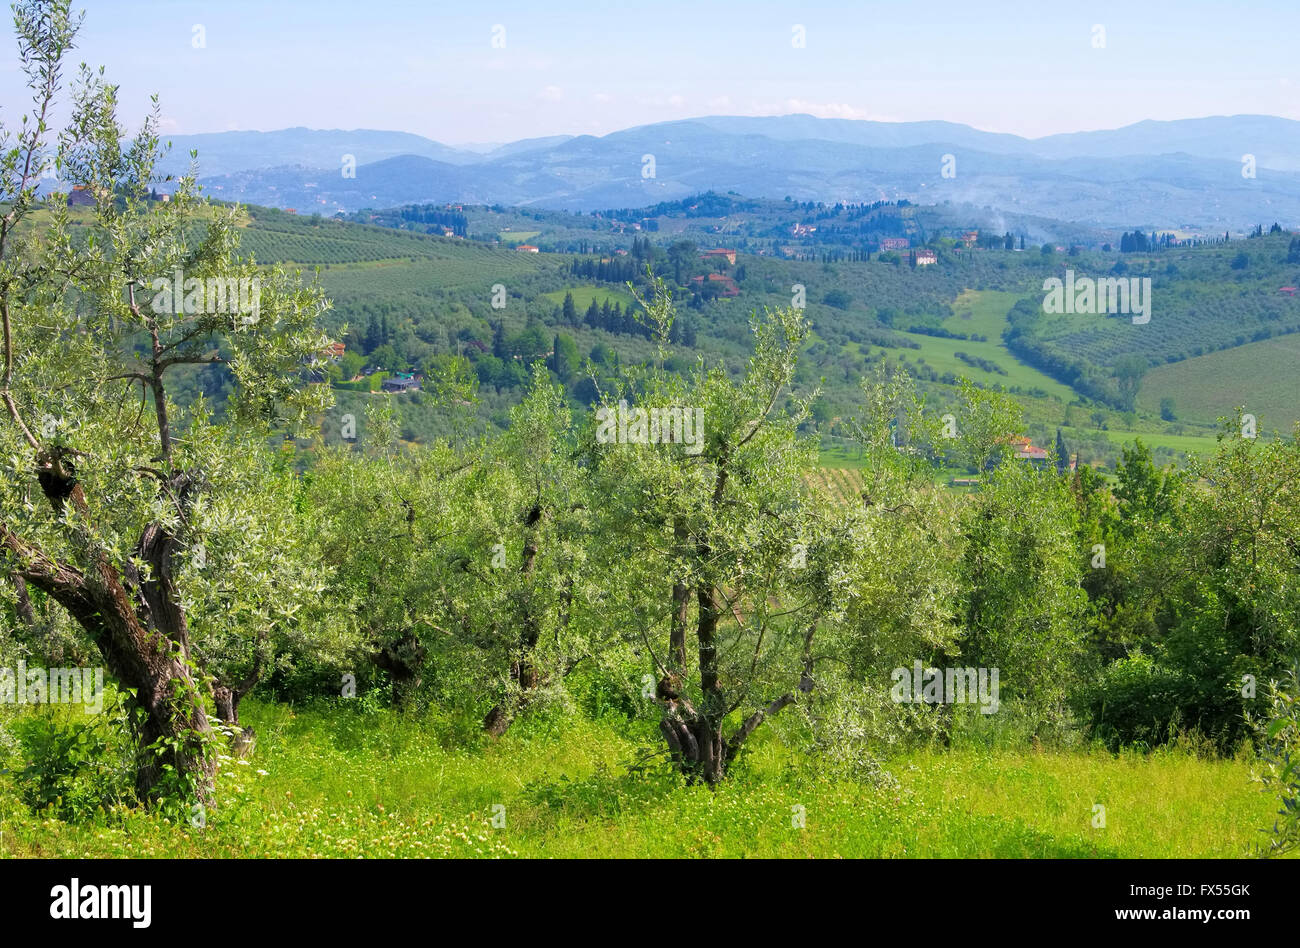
[1,461,216,804]
[483,504,543,737]
[654,452,812,786]
[371,629,427,710]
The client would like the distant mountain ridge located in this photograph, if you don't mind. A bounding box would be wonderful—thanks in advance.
[686,114,1300,170]
[166,114,1300,229]
[158,128,580,177]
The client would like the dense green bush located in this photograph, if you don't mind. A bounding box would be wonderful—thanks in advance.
[1071,427,1300,752]
[10,696,135,820]
[1076,651,1192,751]
[1251,664,1300,856]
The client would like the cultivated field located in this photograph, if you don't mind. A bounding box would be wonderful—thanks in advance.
[1138,334,1300,432]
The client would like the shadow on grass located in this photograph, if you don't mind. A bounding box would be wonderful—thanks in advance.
[522,757,687,819]
[951,814,1124,858]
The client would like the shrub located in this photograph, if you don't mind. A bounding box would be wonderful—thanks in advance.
[11,697,135,820]
[1250,664,1300,856]
[1075,651,1191,750]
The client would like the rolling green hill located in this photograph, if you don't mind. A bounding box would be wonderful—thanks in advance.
[212,198,1292,469]
[1138,334,1300,431]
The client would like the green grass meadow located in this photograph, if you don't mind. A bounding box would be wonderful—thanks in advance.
[0,699,1279,859]
[541,285,637,311]
[498,230,542,244]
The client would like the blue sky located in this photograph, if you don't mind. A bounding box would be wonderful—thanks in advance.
[3,0,1298,144]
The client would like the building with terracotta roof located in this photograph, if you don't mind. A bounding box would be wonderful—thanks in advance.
[1005,435,1049,467]
[690,272,740,297]
[66,185,96,207]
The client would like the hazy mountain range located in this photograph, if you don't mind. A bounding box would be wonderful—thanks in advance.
[157,114,1300,230]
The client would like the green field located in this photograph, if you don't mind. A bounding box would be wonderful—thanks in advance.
[943,288,1024,338]
[893,332,1074,401]
[1095,427,1220,456]
[1138,334,1300,432]
[541,285,637,310]
[498,230,541,244]
[817,442,869,470]
[313,251,545,296]
[0,700,1278,858]
[901,289,1078,401]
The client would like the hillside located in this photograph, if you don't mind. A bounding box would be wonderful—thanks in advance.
[1138,334,1300,431]
[202,198,1300,469]
[8,0,1300,898]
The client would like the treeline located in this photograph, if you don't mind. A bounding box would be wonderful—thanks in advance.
[395,204,469,236]
[954,350,1007,375]
[597,191,760,221]
[1004,297,1128,408]
[568,256,644,285]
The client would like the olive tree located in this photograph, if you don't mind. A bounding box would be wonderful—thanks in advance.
[588,280,836,784]
[1159,418,1300,745]
[308,374,609,733]
[306,408,479,711]
[0,0,331,803]
[182,426,341,729]
[952,384,1086,728]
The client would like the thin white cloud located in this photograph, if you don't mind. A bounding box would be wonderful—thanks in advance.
[733,98,901,123]
[780,99,872,120]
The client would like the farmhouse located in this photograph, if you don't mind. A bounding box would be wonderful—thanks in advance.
[66,184,96,207]
[690,273,740,297]
[912,249,937,266]
[1008,435,1049,467]
[382,374,421,393]
[516,244,540,253]
[879,237,910,251]
[701,248,737,265]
